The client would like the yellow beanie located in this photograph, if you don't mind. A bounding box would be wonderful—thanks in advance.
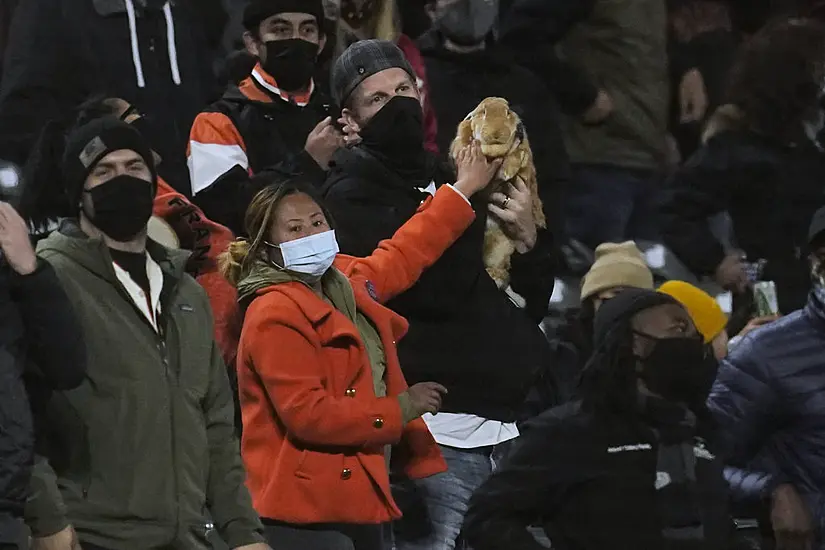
[580,241,654,301]
[658,281,728,343]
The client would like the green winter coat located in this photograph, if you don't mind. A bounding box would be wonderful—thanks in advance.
[558,0,669,170]
[28,223,263,549]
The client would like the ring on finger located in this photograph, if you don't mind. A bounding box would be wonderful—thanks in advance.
[502,197,511,209]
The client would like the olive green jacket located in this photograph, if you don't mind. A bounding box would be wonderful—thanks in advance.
[27,223,263,549]
[558,0,669,170]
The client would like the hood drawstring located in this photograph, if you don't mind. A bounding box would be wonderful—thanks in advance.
[162,2,182,85]
[124,0,182,88]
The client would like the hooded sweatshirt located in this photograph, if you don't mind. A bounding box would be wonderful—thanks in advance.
[0,0,216,189]
[28,222,263,549]
[188,63,332,235]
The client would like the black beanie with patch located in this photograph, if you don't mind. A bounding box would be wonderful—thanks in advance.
[61,116,157,212]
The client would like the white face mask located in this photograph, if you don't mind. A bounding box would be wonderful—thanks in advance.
[269,230,339,279]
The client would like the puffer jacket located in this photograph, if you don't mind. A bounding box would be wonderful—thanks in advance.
[708,290,825,547]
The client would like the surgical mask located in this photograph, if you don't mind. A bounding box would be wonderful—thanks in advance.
[435,0,499,47]
[262,39,318,92]
[635,332,718,405]
[83,174,154,242]
[267,230,339,280]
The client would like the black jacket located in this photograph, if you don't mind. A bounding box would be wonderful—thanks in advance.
[191,76,331,234]
[660,129,825,313]
[463,401,732,550]
[418,31,569,243]
[0,0,217,191]
[0,260,85,544]
[322,147,552,422]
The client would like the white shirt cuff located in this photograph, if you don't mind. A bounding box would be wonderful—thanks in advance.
[445,184,471,206]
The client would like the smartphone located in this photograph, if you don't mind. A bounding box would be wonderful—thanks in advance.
[323,104,346,133]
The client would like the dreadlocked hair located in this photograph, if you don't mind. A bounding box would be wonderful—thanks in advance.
[219,173,334,287]
[579,321,640,415]
[18,94,125,231]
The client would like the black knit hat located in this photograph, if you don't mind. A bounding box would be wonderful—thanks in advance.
[331,39,416,106]
[242,0,325,32]
[61,116,156,211]
[593,288,680,348]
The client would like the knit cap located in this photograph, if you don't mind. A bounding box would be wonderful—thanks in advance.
[242,0,325,32]
[658,281,727,343]
[580,241,654,301]
[331,39,415,106]
[593,288,679,349]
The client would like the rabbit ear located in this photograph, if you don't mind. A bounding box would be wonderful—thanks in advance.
[456,118,473,142]
[450,119,474,159]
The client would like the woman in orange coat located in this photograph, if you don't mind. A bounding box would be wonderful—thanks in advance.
[219,143,499,550]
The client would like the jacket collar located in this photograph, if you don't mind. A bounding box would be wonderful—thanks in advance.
[242,63,316,107]
[41,219,189,287]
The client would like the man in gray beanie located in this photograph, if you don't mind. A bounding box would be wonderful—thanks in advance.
[322,38,554,550]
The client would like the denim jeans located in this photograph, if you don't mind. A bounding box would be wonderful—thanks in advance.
[262,521,389,550]
[391,442,513,550]
[564,164,659,251]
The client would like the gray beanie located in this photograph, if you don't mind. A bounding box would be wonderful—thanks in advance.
[331,39,416,106]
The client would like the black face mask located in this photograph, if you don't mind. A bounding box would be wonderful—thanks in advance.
[83,175,154,242]
[359,95,425,156]
[635,333,719,405]
[436,0,499,46]
[262,39,318,92]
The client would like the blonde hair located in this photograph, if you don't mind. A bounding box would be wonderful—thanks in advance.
[219,184,293,287]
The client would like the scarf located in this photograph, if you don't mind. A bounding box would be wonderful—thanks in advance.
[642,396,706,548]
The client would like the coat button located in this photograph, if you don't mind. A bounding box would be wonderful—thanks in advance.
[345,388,356,397]
[373,417,384,429]
[341,468,352,480]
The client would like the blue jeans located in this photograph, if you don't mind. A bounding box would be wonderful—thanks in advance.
[564,164,659,251]
[391,443,512,550]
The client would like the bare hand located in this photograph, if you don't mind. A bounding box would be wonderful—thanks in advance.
[488,177,538,253]
[31,525,82,550]
[404,382,448,417]
[679,68,709,123]
[714,253,749,293]
[582,90,613,125]
[337,116,362,148]
[453,143,503,199]
[772,484,813,550]
[0,202,37,275]
[305,117,345,169]
[738,314,780,339]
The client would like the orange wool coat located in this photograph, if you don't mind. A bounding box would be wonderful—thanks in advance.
[237,186,474,525]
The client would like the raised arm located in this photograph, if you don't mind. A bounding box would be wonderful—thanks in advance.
[343,143,499,303]
[343,185,475,303]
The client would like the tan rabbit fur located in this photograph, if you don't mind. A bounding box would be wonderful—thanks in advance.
[450,97,546,289]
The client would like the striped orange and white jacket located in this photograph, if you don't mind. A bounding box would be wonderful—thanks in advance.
[187,63,332,234]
